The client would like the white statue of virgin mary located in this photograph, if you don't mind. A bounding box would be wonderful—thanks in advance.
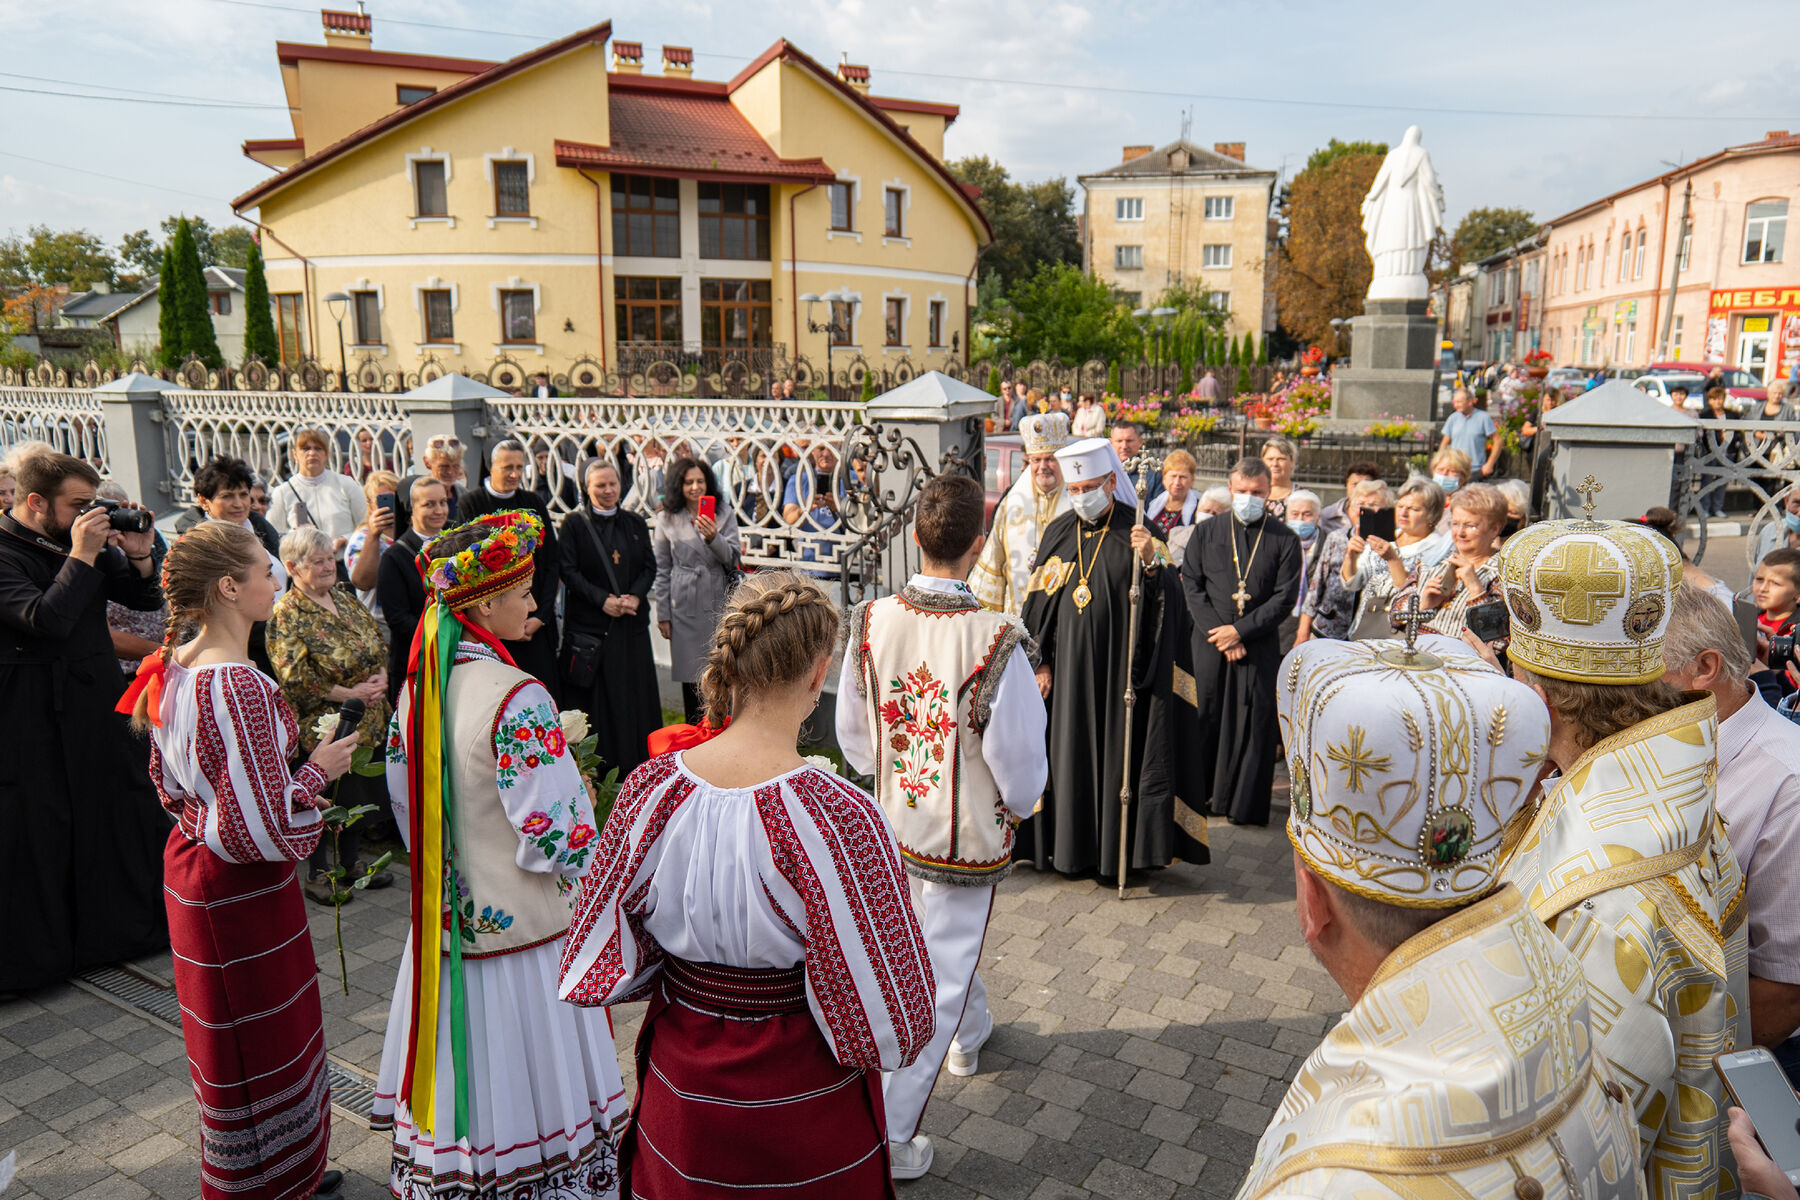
[1360,126,1445,302]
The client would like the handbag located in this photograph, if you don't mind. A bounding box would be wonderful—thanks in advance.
[562,631,603,690]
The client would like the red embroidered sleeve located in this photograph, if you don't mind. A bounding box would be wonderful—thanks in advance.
[210,665,329,861]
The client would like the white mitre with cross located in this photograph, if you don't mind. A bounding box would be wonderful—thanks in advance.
[1053,438,1139,506]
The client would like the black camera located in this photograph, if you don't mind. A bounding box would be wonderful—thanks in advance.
[86,497,154,534]
[1772,629,1797,676]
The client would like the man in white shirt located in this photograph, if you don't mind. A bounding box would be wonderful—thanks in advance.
[1662,582,1800,1053]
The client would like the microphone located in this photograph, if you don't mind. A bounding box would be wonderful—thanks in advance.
[329,698,366,745]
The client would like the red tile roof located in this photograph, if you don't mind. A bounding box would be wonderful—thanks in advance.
[555,89,833,183]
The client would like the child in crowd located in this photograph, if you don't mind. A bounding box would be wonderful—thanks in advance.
[1754,547,1800,697]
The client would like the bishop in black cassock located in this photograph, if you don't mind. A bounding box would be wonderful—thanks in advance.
[1181,467,1302,826]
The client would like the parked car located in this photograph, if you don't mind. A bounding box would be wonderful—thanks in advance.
[983,433,1024,527]
[1543,367,1591,395]
[1645,362,1767,407]
[1634,373,1728,413]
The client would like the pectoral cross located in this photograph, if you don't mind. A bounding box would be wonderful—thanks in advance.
[611,549,621,565]
[1232,583,1253,617]
[1575,474,1603,520]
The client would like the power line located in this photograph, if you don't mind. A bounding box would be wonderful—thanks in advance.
[202,0,556,40]
[0,83,285,110]
[0,150,230,204]
[0,70,279,109]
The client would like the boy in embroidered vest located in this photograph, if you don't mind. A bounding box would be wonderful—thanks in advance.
[838,474,1048,1180]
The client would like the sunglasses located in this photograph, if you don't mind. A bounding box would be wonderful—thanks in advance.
[427,436,464,450]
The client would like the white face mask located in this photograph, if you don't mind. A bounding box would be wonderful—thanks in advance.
[1232,493,1266,523]
[1433,473,1461,494]
[1070,487,1112,522]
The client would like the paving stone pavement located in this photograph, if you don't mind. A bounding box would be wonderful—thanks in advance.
[0,805,1343,1200]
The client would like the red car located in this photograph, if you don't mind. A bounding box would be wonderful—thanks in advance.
[1644,362,1767,406]
[982,433,1024,527]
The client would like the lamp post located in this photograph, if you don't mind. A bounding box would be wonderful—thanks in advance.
[323,291,350,384]
[799,291,851,401]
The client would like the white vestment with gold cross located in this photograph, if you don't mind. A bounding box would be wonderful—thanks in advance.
[969,475,1069,614]
[1236,885,1647,1200]
[1499,696,1750,1200]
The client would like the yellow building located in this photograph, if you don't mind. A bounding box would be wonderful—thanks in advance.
[1079,140,1276,338]
[232,9,989,388]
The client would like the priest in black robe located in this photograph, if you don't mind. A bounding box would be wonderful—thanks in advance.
[557,460,662,779]
[1182,456,1303,826]
[457,439,561,699]
[0,451,169,992]
[1020,439,1202,879]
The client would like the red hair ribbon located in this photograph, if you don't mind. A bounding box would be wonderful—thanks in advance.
[647,717,730,758]
[115,650,170,725]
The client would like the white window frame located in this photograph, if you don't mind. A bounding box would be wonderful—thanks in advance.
[1744,200,1788,264]
[1203,195,1234,220]
[926,293,948,348]
[1632,229,1647,279]
[828,290,861,347]
[490,276,544,354]
[1115,244,1144,270]
[1678,228,1692,271]
[405,147,454,229]
[346,278,386,352]
[1600,238,1611,287]
[1202,243,1232,270]
[881,290,910,353]
[1115,197,1144,222]
[412,276,461,353]
[483,147,538,229]
[1670,314,1684,358]
[827,173,861,243]
[881,178,912,246]
[1618,234,1630,283]
[1206,290,1230,310]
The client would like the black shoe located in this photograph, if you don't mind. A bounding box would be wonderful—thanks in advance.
[359,872,395,890]
[316,1170,344,1194]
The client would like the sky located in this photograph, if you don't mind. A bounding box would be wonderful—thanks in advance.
[1,0,1795,250]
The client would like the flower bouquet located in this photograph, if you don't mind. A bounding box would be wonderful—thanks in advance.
[1300,345,1325,377]
[561,708,621,828]
[310,713,398,993]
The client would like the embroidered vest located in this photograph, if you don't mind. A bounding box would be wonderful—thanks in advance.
[849,586,1029,885]
[439,657,573,959]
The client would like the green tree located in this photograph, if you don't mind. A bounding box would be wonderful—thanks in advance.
[947,157,1080,300]
[157,243,183,368]
[1304,139,1390,174]
[860,366,878,402]
[992,262,1137,364]
[1445,206,1538,275]
[985,363,1000,395]
[1244,331,1259,364]
[1106,360,1120,395]
[170,218,222,368]
[1275,142,1388,348]
[1227,334,1240,366]
[241,242,278,364]
[1259,333,1270,364]
[212,226,256,269]
[117,230,161,282]
[0,224,117,290]
[162,215,216,266]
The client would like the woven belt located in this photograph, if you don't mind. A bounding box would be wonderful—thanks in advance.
[662,958,808,1017]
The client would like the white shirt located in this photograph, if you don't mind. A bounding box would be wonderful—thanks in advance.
[835,574,1047,817]
[267,469,367,552]
[1716,684,1800,984]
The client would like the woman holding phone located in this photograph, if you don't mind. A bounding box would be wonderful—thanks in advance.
[345,469,399,612]
[653,456,742,723]
[1390,482,1507,638]
[1340,477,1450,635]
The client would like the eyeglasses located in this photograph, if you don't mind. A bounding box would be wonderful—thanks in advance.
[427,436,463,451]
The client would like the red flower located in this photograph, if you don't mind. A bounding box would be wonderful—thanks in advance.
[521,812,552,835]
[525,754,540,768]
[879,700,903,726]
[515,727,533,741]
[479,543,511,570]
[540,727,567,757]
[498,752,513,769]
[441,909,452,931]
[568,824,595,849]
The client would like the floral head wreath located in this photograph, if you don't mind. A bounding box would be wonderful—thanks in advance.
[422,510,542,611]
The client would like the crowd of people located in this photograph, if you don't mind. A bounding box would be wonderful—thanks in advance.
[10,364,1800,1200]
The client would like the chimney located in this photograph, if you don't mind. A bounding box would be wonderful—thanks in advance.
[1769,130,1791,140]
[320,5,371,49]
[92,280,112,295]
[1122,145,1153,163]
[1214,141,1245,162]
[661,45,693,78]
[612,40,643,74]
[837,62,871,95]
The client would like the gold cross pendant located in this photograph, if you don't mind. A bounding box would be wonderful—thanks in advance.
[612,549,621,565]
[1232,585,1251,616]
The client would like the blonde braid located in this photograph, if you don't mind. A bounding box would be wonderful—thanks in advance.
[698,572,840,727]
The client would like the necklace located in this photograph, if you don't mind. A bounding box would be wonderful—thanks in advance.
[1229,515,1268,617]
[1072,522,1110,612]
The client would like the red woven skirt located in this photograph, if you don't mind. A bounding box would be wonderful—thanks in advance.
[624,958,894,1199]
[164,831,331,1200]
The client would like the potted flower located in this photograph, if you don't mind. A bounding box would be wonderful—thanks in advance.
[1364,413,1421,441]
[1523,348,1553,379]
[1299,346,1325,377]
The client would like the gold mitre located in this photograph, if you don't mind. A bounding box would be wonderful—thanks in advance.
[1277,634,1550,907]
[1492,479,1681,684]
[1019,412,1071,457]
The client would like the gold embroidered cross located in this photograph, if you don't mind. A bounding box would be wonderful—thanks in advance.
[1575,475,1602,519]
[1535,540,1625,624]
[1326,725,1392,793]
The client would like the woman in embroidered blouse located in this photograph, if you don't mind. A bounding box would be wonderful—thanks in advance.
[268,526,393,902]
[375,513,626,1200]
[1393,482,1507,638]
[127,521,360,1200]
[1340,477,1450,634]
[560,572,934,1198]
[1261,437,1298,520]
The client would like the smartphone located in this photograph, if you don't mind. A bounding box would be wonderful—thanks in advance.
[696,495,716,522]
[376,492,397,516]
[1359,507,1397,543]
[1715,1048,1800,1186]
[1435,558,1460,591]
[1465,599,1510,644]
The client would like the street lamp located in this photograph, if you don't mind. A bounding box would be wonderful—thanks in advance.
[800,290,851,400]
[323,291,350,384]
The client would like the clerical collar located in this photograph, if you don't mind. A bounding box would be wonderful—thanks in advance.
[485,483,517,499]
[591,506,619,518]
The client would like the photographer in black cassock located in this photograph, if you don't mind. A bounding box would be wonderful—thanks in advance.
[0,446,171,992]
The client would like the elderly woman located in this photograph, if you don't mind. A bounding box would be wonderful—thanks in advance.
[1261,437,1298,519]
[267,427,368,567]
[1493,478,1530,540]
[345,469,400,612]
[1430,447,1472,496]
[268,526,393,904]
[1071,392,1106,437]
[654,456,743,723]
[1298,478,1394,644]
[1146,449,1198,533]
[1392,482,1507,638]
[559,460,661,779]
[1341,477,1450,636]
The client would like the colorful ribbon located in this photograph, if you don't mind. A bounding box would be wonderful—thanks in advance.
[114,650,169,725]
[647,716,731,757]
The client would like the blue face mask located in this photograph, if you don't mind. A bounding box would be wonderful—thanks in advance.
[1785,512,1800,535]
[1287,520,1317,540]
[1433,473,1461,494]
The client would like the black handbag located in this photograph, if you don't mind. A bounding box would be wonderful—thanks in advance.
[562,631,603,690]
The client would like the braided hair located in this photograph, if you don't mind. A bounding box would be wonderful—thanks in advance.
[697,570,839,727]
[131,521,264,731]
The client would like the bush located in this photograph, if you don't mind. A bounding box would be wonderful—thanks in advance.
[985,363,1000,395]
[860,368,878,402]
[1107,360,1120,394]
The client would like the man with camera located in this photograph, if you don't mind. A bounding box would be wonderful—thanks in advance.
[0,447,170,992]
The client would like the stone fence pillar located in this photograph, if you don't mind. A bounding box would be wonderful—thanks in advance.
[862,370,992,479]
[399,374,511,480]
[1539,379,1697,519]
[94,373,173,510]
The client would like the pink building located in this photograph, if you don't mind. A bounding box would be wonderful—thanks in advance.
[1539,130,1798,382]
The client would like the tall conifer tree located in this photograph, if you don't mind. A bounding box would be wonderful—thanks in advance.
[157,243,183,369]
[242,242,278,364]
[172,219,222,368]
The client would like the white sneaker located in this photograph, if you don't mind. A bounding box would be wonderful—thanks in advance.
[889,1135,933,1180]
[945,1009,994,1077]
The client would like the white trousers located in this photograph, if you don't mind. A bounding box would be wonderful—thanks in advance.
[882,877,995,1142]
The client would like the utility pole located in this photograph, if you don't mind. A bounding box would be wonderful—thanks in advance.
[1658,182,1693,359]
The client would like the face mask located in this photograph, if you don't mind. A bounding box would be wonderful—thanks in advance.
[1287,520,1316,540]
[1232,493,1266,523]
[1070,488,1112,522]
[1433,473,1461,494]
[1785,513,1800,535]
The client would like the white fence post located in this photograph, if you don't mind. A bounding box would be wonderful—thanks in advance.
[401,374,510,484]
[94,373,171,509]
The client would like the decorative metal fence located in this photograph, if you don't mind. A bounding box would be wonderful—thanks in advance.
[0,388,109,475]
[959,357,1278,400]
[158,389,414,505]
[1678,417,1800,571]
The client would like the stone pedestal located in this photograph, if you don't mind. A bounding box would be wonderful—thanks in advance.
[1330,299,1442,422]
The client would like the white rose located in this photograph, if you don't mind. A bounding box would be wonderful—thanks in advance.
[560,709,591,743]
[802,754,838,776]
[313,713,339,743]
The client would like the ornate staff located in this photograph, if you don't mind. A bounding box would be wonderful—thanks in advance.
[1117,451,1160,899]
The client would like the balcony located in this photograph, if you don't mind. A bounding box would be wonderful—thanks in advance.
[614,342,788,398]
